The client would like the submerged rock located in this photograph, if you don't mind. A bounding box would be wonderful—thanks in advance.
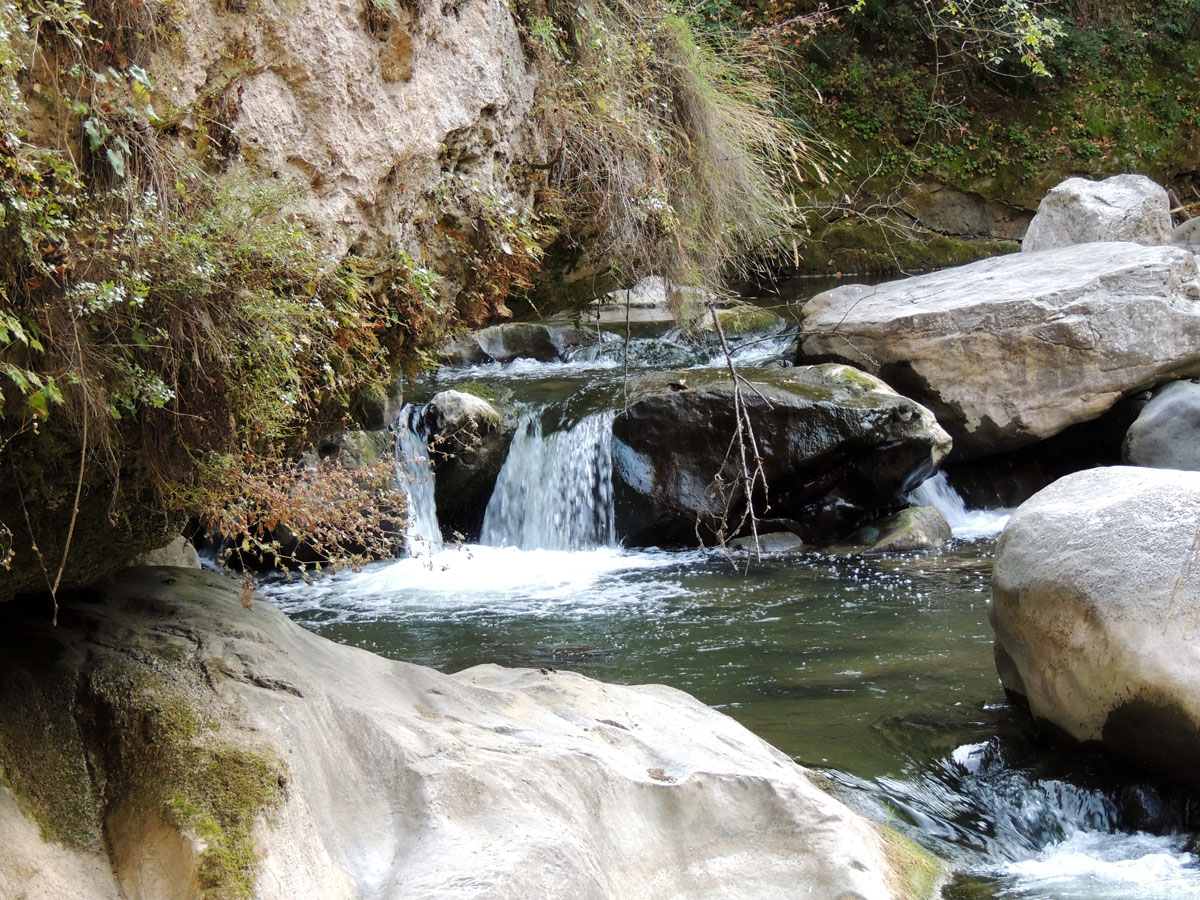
[991,467,1200,791]
[800,242,1200,458]
[1021,175,1173,252]
[839,506,952,555]
[422,390,516,539]
[728,531,808,555]
[1122,379,1200,471]
[611,364,951,545]
[0,567,933,899]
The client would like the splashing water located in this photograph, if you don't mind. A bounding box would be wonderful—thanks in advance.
[908,471,1010,540]
[481,411,616,550]
[394,405,442,548]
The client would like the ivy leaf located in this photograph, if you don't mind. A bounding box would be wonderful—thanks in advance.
[26,389,49,418]
[106,148,126,180]
[83,117,108,151]
[127,65,153,89]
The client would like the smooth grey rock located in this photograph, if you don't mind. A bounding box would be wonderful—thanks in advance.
[905,181,1032,241]
[586,276,715,333]
[423,390,516,539]
[843,506,952,554]
[991,467,1200,790]
[0,567,926,899]
[801,242,1200,458]
[1123,379,1200,470]
[728,532,807,554]
[1173,217,1200,248]
[130,536,202,569]
[612,364,951,545]
[1022,175,1172,252]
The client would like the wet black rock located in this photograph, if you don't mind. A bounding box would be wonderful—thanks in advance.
[610,364,952,546]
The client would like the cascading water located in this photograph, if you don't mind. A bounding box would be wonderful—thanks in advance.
[394,404,442,548]
[480,410,616,551]
[908,471,1011,540]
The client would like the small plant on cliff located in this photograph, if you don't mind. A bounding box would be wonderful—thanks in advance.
[515,0,830,288]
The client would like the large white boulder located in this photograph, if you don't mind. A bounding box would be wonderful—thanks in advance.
[800,242,1200,458]
[991,467,1200,789]
[1123,379,1200,470]
[1022,175,1173,252]
[0,568,934,900]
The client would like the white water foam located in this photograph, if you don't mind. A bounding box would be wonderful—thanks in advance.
[1000,830,1200,899]
[908,471,1010,540]
[268,545,693,621]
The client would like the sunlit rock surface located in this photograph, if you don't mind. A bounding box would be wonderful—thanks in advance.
[0,567,931,900]
[801,242,1200,458]
[991,466,1200,790]
[1021,175,1173,253]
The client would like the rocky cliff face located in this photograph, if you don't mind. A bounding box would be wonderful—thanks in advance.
[158,0,542,268]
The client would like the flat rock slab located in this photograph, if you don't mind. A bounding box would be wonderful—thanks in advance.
[801,242,1200,458]
[0,568,931,900]
[991,467,1200,790]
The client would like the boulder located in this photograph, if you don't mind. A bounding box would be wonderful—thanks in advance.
[727,531,808,555]
[840,507,951,555]
[800,242,1200,458]
[1021,175,1173,252]
[991,467,1200,790]
[1173,217,1200,248]
[904,181,1032,241]
[584,276,715,338]
[422,390,516,540]
[1122,379,1200,471]
[611,364,951,545]
[129,536,202,569]
[0,567,934,899]
[309,429,393,469]
[439,322,594,365]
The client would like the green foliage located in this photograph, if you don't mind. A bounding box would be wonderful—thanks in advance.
[751,0,1200,264]
[0,0,459,580]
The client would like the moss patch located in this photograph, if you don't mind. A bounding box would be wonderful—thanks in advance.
[0,608,283,900]
[0,641,103,851]
[81,661,284,900]
[880,825,943,900]
[795,218,1016,277]
[450,380,516,407]
[165,745,284,900]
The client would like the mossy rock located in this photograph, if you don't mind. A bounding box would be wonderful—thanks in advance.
[795,218,1016,277]
[881,826,944,900]
[0,593,283,900]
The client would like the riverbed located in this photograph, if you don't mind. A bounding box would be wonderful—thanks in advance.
[266,297,1200,898]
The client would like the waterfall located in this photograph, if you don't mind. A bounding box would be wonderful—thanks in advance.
[908,471,1010,540]
[394,404,443,547]
[480,411,616,550]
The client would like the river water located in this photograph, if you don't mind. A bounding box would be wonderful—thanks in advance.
[267,298,1200,898]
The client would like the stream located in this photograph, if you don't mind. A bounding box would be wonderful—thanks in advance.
[267,289,1200,899]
